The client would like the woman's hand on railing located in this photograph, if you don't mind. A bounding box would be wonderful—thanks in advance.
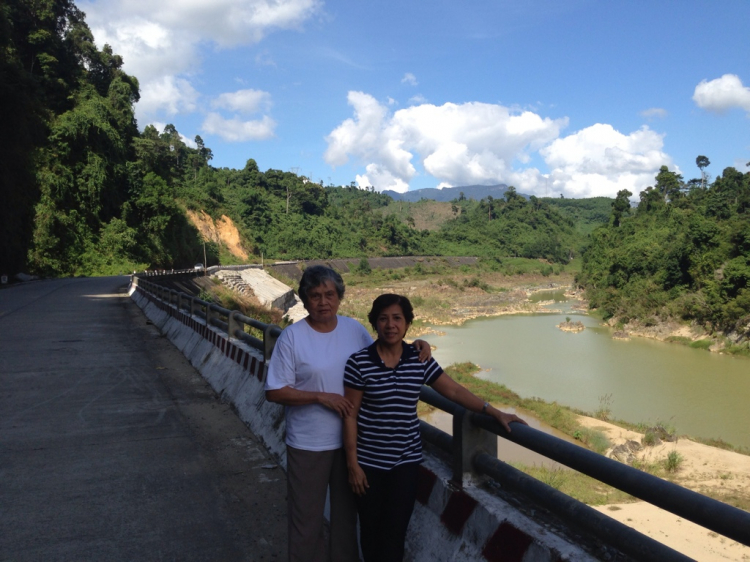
[488,407,528,433]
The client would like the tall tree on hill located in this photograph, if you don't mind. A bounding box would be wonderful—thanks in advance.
[697,155,710,190]
[611,189,632,227]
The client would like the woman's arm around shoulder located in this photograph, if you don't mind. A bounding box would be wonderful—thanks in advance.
[411,339,432,362]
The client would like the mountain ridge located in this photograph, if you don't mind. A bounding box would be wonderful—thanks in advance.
[383,184,511,202]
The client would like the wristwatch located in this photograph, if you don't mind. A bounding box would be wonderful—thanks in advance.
[481,402,489,414]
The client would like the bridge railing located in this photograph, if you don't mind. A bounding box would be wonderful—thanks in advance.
[133,275,282,363]
[420,386,750,561]
[133,272,750,561]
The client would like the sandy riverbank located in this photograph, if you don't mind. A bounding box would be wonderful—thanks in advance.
[577,416,750,561]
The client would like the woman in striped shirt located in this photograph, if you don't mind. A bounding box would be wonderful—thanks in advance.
[343,294,527,562]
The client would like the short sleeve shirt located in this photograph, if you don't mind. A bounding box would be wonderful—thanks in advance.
[265,316,373,451]
[344,342,443,469]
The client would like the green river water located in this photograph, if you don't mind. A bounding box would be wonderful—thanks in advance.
[422,290,750,450]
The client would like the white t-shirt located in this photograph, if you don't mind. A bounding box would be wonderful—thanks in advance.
[265,315,373,451]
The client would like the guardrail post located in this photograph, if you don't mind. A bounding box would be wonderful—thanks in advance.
[452,406,497,487]
[206,303,217,327]
[189,296,197,318]
[228,310,244,339]
[176,292,182,313]
[263,325,280,363]
[259,324,281,382]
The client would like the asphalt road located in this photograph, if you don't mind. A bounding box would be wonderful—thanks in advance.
[0,277,287,561]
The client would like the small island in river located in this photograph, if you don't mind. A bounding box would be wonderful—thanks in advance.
[557,319,585,333]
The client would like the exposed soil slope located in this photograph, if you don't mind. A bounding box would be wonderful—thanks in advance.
[186,210,250,261]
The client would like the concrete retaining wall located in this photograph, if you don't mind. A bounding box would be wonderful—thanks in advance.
[130,282,599,561]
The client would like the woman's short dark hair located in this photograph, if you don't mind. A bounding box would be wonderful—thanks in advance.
[298,265,345,306]
[368,294,415,329]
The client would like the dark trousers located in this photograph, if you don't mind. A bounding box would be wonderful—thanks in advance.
[355,462,420,562]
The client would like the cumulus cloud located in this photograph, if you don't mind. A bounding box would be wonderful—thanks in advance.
[201,113,276,142]
[693,74,750,114]
[539,124,672,198]
[325,92,565,192]
[402,73,418,86]
[81,0,320,123]
[212,89,272,114]
[325,92,673,198]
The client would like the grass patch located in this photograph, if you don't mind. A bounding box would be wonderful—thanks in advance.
[573,427,611,454]
[665,336,691,345]
[509,463,635,506]
[436,363,580,436]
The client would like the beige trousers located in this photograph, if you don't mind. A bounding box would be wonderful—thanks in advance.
[286,446,359,562]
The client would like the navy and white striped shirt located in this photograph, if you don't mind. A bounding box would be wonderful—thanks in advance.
[344,342,443,470]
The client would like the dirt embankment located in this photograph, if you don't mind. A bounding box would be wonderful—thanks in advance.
[186,210,250,261]
[337,272,576,336]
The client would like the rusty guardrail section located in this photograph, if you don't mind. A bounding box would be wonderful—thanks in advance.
[133,270,750,561]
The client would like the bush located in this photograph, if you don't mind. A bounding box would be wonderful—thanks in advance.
[356,257,372,275]
[664,450,684,473]
[642,431,658,446]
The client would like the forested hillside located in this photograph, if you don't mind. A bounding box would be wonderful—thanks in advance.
[1,0,202,276]
[578,166,750,339]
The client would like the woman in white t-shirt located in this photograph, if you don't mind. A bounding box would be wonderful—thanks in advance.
[265,266,431,562]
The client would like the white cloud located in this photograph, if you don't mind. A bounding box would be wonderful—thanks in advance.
[402,73,418,86]
[201,113,277,142]
[640,107,667,119]
[538,124,672,197]
[138,76,200,117]
[693,74,750,114]
[325,92,673,198]
[212,89,272,114]
[82,0,321,123]
[180,134,197,149]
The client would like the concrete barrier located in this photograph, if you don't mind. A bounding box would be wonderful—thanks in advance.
[130,282,605,561]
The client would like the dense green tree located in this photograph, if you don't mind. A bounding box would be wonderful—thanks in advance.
[579,166,750,338]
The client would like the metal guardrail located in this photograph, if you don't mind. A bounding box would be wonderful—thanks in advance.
[419,386,750,561]
[133,271,750,560]
[132,275,281,363]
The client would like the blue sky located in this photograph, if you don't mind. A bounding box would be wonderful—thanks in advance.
[81,0,750,198]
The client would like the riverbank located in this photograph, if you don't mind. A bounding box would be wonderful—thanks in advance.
[339,268,575,337]
[338,264,749,356]
[421,370,750,560]
[587,304,750,357]
[578,415,750,561]
[424,364,750,561]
